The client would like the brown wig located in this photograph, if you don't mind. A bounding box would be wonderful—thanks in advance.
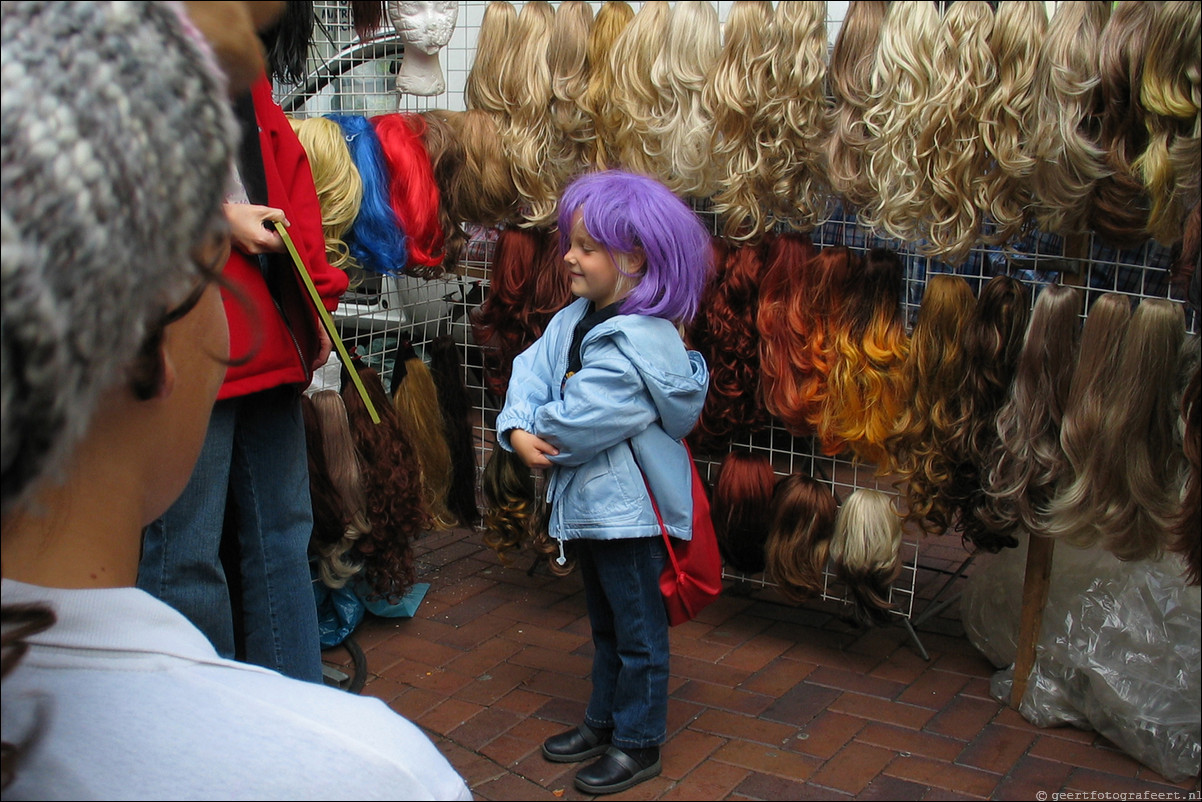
[341,362,428,602]
[429,334,480,529]
[418,108,468,273]
[391,343,457,531]
[1173,342,1201,584]
[436,109,519,229]
[1088,1,1158,249]
[480,443,538,566]
[885,273,977,536]
[946,275,1031,553]
[711,449,777,575]
[978,283,1083,544]
[308,390,370,589]
[470,226,569,399]
[301,392,352,588]
[830,488,903,627]
[1090,299,1186,561]
[1040,293,1133,547]
[687,236,770,455]
[764,473,839,603]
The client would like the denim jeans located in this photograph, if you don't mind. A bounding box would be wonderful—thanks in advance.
[577,536,670,750]
[138,387,323,684]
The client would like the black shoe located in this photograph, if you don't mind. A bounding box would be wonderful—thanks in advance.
[541,723,612,763]
[574,745,662,795]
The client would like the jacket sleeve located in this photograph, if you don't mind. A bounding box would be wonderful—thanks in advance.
[253,76,349,311]
[532,347,659,467]
[495,332,558,451]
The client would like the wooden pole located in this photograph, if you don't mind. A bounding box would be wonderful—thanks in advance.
[1011,534,1055,708]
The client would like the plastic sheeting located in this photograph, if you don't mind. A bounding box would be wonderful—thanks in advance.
[963,532,1200,783]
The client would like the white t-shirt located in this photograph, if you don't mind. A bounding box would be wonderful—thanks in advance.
[0,579,472,801]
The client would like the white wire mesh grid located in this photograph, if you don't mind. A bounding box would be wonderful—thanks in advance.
[283,1,1195,626]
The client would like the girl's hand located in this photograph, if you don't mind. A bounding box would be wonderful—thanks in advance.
[509,429,559,469]
[225,203,289,255]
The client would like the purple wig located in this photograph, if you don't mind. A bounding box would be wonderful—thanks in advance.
[557,170,712,323]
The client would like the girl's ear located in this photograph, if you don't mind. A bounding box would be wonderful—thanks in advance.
[629,246,647,274]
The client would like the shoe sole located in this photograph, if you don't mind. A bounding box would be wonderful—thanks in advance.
[573,759,662,794]
[541,743,610,764]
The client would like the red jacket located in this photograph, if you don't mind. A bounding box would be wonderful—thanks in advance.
[219,75,349,400]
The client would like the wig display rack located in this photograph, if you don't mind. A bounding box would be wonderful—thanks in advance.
[288,1,1196,683]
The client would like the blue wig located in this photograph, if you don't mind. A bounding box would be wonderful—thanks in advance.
[328,113,409,275]
[557,170,712,324]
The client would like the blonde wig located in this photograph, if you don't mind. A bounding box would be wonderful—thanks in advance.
[830,489,903,627]
[765,0,831,232]
[860,0,942,243]
[703,0,778,241]
[885,273,976,536]
[764,473,839,603]
[1090,299,1186,562]
[979,1,1047,247]
[819,248,909,468]
[392,349,458,531]
[547,0,595,187]
[464,0,516,115]
[825,0,888,212]
[979,283,1083,544]
[1027,1,1112,236]
[915,0,996,264]
[1087,1,1158,249]
[288,115,363,274]
[608,1,672,180]
[650,0,721,199]
[1135,0,1201,244]
[496,0,557,226]
[309,389,370,589]
[1041,292,1133,547]
[580,1,635,169]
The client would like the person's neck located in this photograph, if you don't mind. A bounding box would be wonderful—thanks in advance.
[2,453,146,589]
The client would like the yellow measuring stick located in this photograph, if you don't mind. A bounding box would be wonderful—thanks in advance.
[273,220,380,425]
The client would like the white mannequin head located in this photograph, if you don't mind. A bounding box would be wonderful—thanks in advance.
[388,0,458,96]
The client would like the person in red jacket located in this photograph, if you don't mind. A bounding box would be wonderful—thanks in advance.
[137,69,348,683]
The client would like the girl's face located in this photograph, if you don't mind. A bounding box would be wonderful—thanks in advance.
[564,209,642,309]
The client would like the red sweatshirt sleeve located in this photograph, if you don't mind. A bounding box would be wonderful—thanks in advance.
[252,76,349,311]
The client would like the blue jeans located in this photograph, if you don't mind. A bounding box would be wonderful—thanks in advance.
[577,536,670,750]
[138,387,323,684]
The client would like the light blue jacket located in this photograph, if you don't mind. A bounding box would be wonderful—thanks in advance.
[496,297,709,543]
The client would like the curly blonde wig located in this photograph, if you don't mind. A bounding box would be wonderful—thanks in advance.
[764,0,832,233]
[703,0,778,241]
[648,0,721,198]
[547,0,595,189]
[860,0,942,243]
[1027,1,1112,236]
[826,1,888,213]
[607,1,672,180]
[979,1,1047,248]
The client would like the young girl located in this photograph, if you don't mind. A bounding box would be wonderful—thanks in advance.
[496,170,711,795]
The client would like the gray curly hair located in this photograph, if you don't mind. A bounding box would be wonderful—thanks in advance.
[1,1,237,516]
